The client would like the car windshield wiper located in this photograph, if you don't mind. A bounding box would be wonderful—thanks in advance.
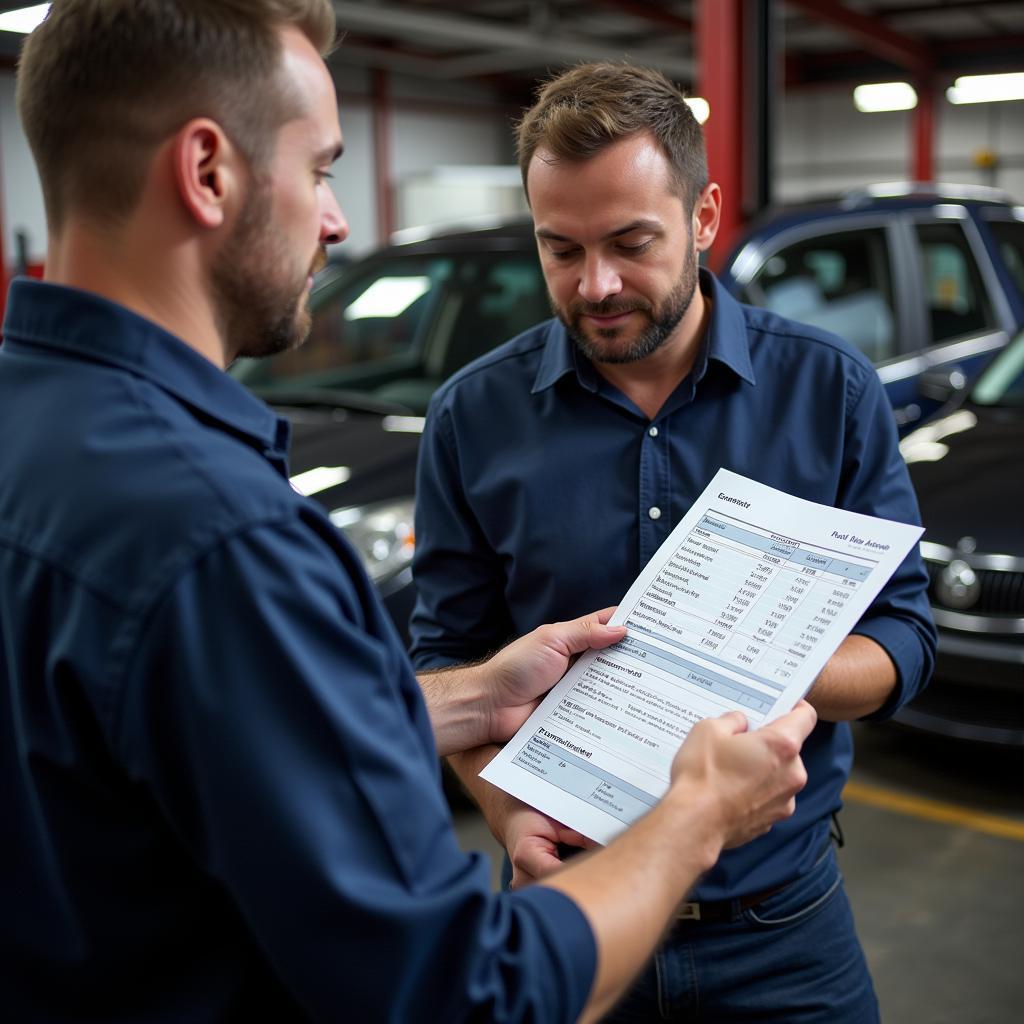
[250,387,413,416]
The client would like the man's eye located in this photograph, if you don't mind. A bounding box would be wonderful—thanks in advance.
[548,248,578,260]
[315,170,335,184]
[619,240,653,254]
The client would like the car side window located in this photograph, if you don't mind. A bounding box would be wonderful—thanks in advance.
[233,258,453,390]
[984,219,1024,298]
[741,227,897,363]
[432,255,549,380]
[913,221,995,343]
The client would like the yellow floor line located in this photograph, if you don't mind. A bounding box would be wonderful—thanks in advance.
[843,779,1024,843]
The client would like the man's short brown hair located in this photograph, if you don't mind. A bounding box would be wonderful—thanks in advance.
[516,62,708,210]
[17,0,336,233]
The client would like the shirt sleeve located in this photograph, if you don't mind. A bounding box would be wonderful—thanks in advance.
[840,367,938,719]
[112,510,596,1023]
[409,395,517,669]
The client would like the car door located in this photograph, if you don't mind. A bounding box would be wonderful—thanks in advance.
[887,207,1013,428]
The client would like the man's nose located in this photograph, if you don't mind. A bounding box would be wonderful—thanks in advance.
[320,188,348,246]
[578,255,622,304]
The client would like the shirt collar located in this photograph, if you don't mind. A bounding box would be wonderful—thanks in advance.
[530,268,756,395]
[3,278,290,458]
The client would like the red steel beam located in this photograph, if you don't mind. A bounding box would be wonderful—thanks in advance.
[913,79,935,182]
[698,0,745,269]
[785,0,933,77]
[371,68,396,243]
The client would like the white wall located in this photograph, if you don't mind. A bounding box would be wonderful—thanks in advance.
[0,72,47,270]
[777,84,1024,203]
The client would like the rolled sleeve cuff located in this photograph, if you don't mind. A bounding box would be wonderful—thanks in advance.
[852,616,929,721]
[511,885,597,1022]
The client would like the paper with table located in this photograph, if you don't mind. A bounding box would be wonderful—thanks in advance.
[480,468,923,845]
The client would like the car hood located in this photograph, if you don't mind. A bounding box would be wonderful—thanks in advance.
[904,405,1024,556]
[281,405,422,512]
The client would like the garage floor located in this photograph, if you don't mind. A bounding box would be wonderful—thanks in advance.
[453,721,1024,1023]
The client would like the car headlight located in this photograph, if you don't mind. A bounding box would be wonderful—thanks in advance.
[329,499,415,584]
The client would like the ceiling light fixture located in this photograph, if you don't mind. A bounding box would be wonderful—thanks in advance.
[685,97,710,124]
[0,3,50,34]
[853,82,918,113]
[946,71,1024,105]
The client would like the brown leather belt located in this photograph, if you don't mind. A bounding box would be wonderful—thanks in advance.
[676,881,789,923]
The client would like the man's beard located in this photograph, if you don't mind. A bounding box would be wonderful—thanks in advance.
[211,181,326,361]
[558,249,698,365]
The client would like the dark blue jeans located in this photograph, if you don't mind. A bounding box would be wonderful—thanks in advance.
[603,845,880,1023]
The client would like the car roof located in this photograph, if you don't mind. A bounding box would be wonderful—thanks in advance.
[733,182,1016,244]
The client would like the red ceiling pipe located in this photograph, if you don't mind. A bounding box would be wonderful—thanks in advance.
[698,0,745,270]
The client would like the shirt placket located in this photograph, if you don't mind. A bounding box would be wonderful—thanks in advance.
[638,417,673,566]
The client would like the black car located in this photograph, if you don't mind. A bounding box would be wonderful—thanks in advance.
[231,220,550,641]
[897,330,1024,745]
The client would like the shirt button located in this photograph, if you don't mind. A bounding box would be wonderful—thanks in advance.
[648,507,662,520]
[648,426,659,438]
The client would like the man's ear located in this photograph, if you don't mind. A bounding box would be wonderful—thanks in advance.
[693,182,722,253]
[171,118,239,230]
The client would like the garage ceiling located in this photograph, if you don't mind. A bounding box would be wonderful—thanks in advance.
[0,1,1021,99]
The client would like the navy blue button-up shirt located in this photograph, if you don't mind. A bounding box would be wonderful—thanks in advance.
[410,269,936,901]
[0,279,595,1022]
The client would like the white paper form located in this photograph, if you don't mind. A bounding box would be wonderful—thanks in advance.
[481,468,923,845]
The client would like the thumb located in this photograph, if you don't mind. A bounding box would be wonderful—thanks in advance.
[550,610,626,657]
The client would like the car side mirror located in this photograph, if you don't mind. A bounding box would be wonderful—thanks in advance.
[918,367,967,404]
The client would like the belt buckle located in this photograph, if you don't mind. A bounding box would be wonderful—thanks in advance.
[677,900,701,921]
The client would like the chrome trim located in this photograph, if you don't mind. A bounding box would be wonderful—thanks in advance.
[937,627,1024,656]
[874,331,1005,385]
[920,541,1024,571]
[894,705,1024,746]
[932,607,1024,636]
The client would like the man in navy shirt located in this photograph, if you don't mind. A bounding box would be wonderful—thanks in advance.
[411,64,936,1021]
[0,5,818,1022]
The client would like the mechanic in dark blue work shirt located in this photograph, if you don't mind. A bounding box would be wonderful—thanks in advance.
[0,4,817,1022]
[410,63,937,1023]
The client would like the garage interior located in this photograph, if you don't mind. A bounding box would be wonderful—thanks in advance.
[1,3,1021,1022]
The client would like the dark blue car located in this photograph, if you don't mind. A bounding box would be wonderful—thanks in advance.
[721,183,1024,431]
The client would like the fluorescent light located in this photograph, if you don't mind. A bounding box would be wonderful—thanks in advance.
[946,72,1024,105]
[290,465,351,497]
[0,3,50,34]
[685,97,710,124]
[853,82,917,113]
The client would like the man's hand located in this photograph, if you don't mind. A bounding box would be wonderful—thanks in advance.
[420,609,624,757]
[667,702,817,849]
[504,802,595,889]
[483,608,625,745]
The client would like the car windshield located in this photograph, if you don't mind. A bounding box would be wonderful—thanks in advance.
[231,247,549,413]
[969,331,1024,408]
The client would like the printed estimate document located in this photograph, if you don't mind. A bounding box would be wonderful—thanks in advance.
[481,469,923,845]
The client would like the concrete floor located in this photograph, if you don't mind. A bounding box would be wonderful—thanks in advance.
[453,721,1024,1023]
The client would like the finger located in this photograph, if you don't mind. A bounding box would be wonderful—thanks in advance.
[716,709,749,735]
[548,612,626,657]
[515,843,564,881]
